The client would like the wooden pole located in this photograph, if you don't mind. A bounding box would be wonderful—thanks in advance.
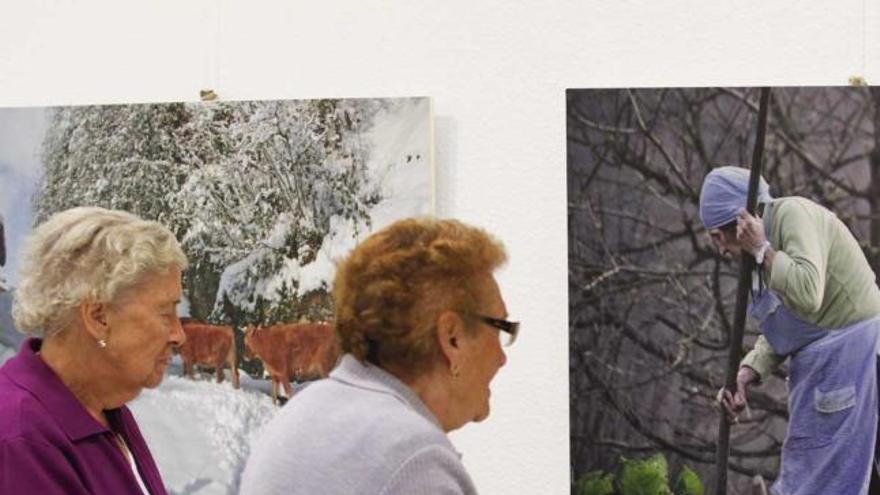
[714,87,771,495]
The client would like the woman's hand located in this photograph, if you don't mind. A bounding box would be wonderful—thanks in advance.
[735,208,768,256]
[717,366,759,423]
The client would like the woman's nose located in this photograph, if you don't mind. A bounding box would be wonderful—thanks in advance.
[171,319,186,346]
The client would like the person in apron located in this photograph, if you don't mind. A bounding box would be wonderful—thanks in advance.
[700,166,880,495]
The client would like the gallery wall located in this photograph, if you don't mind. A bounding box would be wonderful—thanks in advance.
[0,1,875,493]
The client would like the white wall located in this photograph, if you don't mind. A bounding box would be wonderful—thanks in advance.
[0,2,872,493]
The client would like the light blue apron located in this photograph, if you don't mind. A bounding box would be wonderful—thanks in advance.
[748,288,880,495]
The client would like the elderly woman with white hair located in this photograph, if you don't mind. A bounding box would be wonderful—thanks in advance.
[704,166,880,494]
[0,207,187,494]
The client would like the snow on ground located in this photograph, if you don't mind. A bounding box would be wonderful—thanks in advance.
[130,371,279,495]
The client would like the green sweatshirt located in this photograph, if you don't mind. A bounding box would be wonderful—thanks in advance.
[740,197,880,380]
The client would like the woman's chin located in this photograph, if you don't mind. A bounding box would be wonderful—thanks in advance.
[473,402,491,423]
[144,362,169,388]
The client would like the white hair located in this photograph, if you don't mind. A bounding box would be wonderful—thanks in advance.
[12,207,188,337]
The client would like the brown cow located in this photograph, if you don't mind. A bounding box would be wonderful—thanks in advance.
[244,322,340,404]
[177,318,240,389]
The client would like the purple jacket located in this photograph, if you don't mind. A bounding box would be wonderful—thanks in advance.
[0,339,167,494]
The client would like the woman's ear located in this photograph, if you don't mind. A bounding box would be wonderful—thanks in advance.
[79,300,109,340]
[436,310,465,365]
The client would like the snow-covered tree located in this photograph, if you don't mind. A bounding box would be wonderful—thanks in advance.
[35,99,385,326]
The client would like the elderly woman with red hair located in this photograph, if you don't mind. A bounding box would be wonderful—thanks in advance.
[240,217,517,495]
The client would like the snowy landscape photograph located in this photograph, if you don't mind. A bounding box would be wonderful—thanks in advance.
[0,96,433,494]
[568,87,880,494]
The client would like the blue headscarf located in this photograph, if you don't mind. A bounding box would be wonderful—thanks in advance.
[699,166,772,230]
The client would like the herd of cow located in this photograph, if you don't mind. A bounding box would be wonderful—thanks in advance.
[176,318,341,404]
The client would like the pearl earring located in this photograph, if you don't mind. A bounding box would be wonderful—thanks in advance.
[97,339,107,349]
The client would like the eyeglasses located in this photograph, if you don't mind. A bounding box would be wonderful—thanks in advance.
[468,313,520,347]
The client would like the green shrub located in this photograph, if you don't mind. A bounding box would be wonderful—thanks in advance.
[574,471,615,495]
[572,454,704,495]
[619,454,672,495]
[674,466,704,495]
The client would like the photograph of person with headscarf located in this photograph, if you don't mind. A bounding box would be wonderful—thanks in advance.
[568,87,880,494]
[704,166,880,494]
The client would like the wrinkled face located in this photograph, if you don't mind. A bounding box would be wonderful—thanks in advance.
[456,274,509,423]
[103,267,185,391]
[708,226,742,259]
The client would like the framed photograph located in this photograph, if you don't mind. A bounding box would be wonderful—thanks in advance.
[0,96,433,494]
[568,87,880,493]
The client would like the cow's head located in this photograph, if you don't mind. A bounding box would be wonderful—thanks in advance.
[243,325,259,360]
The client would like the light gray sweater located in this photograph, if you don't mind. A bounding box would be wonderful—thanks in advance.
[239,354,478,495]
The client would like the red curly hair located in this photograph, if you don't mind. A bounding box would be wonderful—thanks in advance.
[333,217,507,375]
